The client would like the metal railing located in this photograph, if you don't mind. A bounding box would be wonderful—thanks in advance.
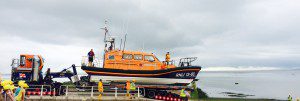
[58,85,69,96]
[60,85,142,98]
[178,57,197,67]
[11,58,19,68]
[81,56,103,67]
[163,60,175,66]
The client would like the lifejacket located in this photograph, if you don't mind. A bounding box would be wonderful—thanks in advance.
[161,64,166,69]
[288,95,292,101]
[15,88,25,101]
[130,82,136,90]
[180,89,186,97]
[14,87,21,96]
[166,54,170,61]
[126,82,131,90]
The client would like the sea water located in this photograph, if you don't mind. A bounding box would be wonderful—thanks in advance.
[197,69,300,100]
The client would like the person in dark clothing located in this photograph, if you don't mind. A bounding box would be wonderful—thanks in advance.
[109,45,113,51]
[88,49,95,67]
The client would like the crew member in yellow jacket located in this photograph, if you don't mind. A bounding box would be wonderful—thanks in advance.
[98,79,103,100]
[130,79,136,99]
[15,81,29,101]
[2,80,15,101]
[180,88,188,101]
[165,52,171,67]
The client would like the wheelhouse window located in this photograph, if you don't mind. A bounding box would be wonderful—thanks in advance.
[20,56,26,66]
[144,55,155,62]
[108,55,115,60]
[122,54,133,60]
[134,54,143,60]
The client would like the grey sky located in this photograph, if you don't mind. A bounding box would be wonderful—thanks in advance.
[1,0,300,73]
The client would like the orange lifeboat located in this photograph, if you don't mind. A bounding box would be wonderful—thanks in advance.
[81,23,201,85]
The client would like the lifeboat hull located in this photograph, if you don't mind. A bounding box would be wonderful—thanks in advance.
[81,66,201,85]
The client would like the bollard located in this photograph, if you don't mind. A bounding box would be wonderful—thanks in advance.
[91,86,94,97]
[53,88,56,96]
[66,86,68,96]
[138,87,140,98]
[40,85,43,96]
[114,87,117,98]
[53,88,56,100]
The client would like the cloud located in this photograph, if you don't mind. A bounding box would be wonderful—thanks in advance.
[1,0,300,73]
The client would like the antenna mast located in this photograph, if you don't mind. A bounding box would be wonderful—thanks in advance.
[120,38,123,50]
[101,20,109,52]
[104,20,108,42]
[101,20,115,52]
[123,34,127,51]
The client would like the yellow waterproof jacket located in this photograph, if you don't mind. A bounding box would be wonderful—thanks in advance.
[288,96,292,101]
[130,82,136,90]
[15,88,25,101]
[166,54,170,61]
[126,82,131,90]
[98,82,103,92]
[180,89,186,97]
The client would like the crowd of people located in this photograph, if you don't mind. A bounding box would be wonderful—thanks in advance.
[0,80,29,101]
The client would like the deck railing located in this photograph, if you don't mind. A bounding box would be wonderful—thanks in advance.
[81,56,103,67]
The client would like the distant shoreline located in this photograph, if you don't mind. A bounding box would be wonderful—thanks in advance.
[200,97,280,101]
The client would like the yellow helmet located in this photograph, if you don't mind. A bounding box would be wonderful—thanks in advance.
[3,85,12,90]
[132,79,136,82]
[18,81,25,87]
[8,80,13,85]
[1,80,7,86]
[22,83,29,88]
[3,85,9,90]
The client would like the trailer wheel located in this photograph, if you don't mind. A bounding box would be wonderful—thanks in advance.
[139,88,144,96]
[146,90,156,99]
[158,90,168,96]
[59,86,66,95]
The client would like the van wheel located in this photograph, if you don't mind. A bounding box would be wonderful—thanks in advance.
[146,90,156,99]
[139,88,144,96]
[158,90,167,96]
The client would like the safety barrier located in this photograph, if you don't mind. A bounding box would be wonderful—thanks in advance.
[24,85,56,96]
[58,85,69,96]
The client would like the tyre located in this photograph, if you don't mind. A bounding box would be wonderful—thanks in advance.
[146,90,156,99]
[157,90,167,96]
